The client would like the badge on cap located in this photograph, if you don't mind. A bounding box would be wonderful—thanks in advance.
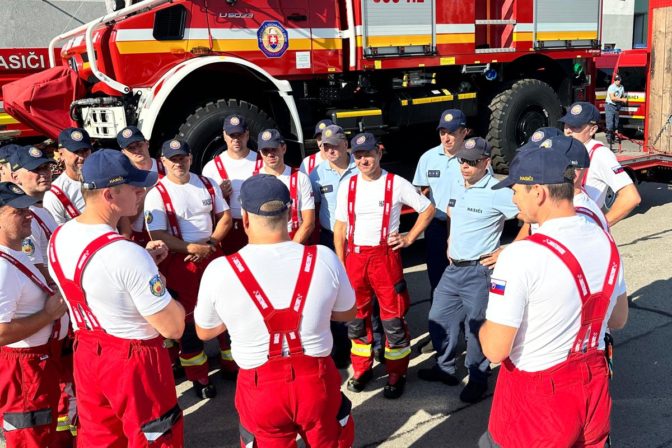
[570,104,583,115]
[28,147,43,158]
[9,184,23,195]
[539,139,553,149]
[122,128,133,138]
[149,274,166,297]
[465,139,476,149]
[531,131,545,143]
[71,130,83,141]
[229,116,240,126]
[356,135,366,145]
[169,140,181,150]
[261,131,272,141]
[444,113,454,122]
[324,129,333,137]
[318,122,327,130]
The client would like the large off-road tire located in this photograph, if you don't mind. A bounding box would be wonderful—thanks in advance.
[487,79,562,172]
[177,99,277,171]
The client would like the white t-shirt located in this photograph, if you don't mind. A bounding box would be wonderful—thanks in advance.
[335,172,431,246]
[299,152,326,175]
[195,242,355,369]
[131,159,161,233]
[486,216,626,372]
[144,174,229,243]
[22,206,58,265]
[0,245,68,348]
[583,139,633,207]
[259,165,315,232]
[530,192,609,234]
[202,150,260,220]
[43,173,85,225]
[48,221,172,339]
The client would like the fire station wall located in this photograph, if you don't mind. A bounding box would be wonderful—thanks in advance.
[0,0,106,47]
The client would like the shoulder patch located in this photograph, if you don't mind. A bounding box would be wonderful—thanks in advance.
[21,238,35,256]
[144,210,153,224]
[489,278,507,296]
[149,274,166,297]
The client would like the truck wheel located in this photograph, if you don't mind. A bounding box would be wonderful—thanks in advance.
[177,99,277,170]
[487,79,562,172]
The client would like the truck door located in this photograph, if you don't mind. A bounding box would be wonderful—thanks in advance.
[615,51,648,130]
[533,0,600,49]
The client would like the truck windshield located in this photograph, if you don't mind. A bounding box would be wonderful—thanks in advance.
[596,67,614,90]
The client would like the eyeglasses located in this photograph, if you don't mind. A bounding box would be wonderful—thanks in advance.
[457,157,485,167]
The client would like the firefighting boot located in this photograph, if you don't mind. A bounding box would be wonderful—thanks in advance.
[383,374,406,399]
[193,381,217,400]
[346,369,373,393]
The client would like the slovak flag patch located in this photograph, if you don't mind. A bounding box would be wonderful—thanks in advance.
[612,166,625,175]
[490,278,507,296]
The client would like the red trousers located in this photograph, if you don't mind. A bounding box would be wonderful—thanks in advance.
[236,354,354,448]
[0,344,62,448]
[73,331,183,448]
[54,349,76,445]
[489,351,611,447]
[345,245,411,379]
[221,219,248,255]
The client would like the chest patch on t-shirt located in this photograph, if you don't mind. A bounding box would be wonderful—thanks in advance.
[202,198,213,206]
[428,170,441,178]
[448,199,456,207]
[320,185,333,194]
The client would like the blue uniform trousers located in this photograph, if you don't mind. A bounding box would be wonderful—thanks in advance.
[424,218,449,298]
[429,263,491,383]
[605,103,619,136]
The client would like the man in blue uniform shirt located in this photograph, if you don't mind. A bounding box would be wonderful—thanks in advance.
[418,137,519,403]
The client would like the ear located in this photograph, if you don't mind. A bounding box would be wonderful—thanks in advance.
[241,210,250,229]
[102,188,115,202]
[10,170,19,184]
[535,185,547,206]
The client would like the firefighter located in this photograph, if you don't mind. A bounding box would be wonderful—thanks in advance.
[412,109,469,353]
[300,119,334,175]
[48,149,185,447]
[0,182,69,448]
[560,102,640,226]
[257,128,315,244]
[479,146,628,447]
[144,139,233,395]
[202,114,262,255]
[195,174,356,448]
[43,128,93,225]
[419,137,518,403]
[334,132,435,398]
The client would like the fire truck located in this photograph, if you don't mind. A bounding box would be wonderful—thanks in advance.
[3,0,604,170]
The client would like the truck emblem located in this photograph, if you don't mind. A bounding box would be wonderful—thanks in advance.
[28,147,42,158]
[531,131,544,142]
[229,116,240,126]
[444,113,453,122]
[465,139,476,149]
[71,130,83,141]
[122,128,133,138]
[261,131,272,141]
[570,104,582,115]
[257,21,289,58]
[169,140,181,149]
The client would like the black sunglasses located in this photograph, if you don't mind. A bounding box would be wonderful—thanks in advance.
[457,157,486,167]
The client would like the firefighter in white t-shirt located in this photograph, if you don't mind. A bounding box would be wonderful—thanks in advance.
[0,182,69,448]
[195,174,356,447]
[144,139,234,397]
[334,132,435,399]
[43,128,93,225]
[560,102,640,226]
[257,128,316,244]
[201,114,263,254]
[478,146,628,447]
[47,149,185,447]
[300,119,333,175]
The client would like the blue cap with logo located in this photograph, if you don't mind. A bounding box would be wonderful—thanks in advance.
[456,137,491,161]
[313,119,334,138]
[223,114,248,135]
[239,174,291,216]
[58,127,92,152]
[81,149,158,190]
[436,109,467,132]
[0,144,21,164]
[493,145,574,190]
[257,129,285,149]
[558,102,600,127]
[528,127,563,145]
[117,126,146,149]
[161,139,190,158]
[321,125,347,146]
[350,132,377,152]
[531,135,590,169]
[9,146,55,171]
[0,182,38,209]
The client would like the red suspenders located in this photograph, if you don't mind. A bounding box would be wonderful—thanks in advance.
[526,232,620,354]
[288,169,300,238]
[580,142,602,188]
[155,158,166,179]
[214,152,263,180]
[154,176,217,240]
[0,251,60,342]
[50,185,81,219]
[307,153,317,174]
[346,173,394,251]
[48,227,126,332]
[575,206,609,232]
[30,210,53,240]
[227,246,317,359]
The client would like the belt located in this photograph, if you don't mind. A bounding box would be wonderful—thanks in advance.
[449,255,491,267]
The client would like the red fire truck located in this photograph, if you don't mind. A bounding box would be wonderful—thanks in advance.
[3,0,604,170]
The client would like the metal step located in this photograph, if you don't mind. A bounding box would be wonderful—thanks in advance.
[475,19,517,25]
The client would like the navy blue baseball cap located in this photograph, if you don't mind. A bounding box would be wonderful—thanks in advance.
[436,109,467,132]
[161,139,190,158]
[117,126,146,149]
[0,144,21,164]
[239,174,291,216]
[559,102,600,127]
[9,146,55,171]
[350,132,377,152]
[493,146,574,190]
[528,127,563,145]
[58,128,92,152]
[321,125,347,146]
[0,182,38,208]
[257,129,285,149]
[313,119,334,138]
[223,114,248,135]
[81,149,158,190]
[457,137,491,161]
[537,135,590,169]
